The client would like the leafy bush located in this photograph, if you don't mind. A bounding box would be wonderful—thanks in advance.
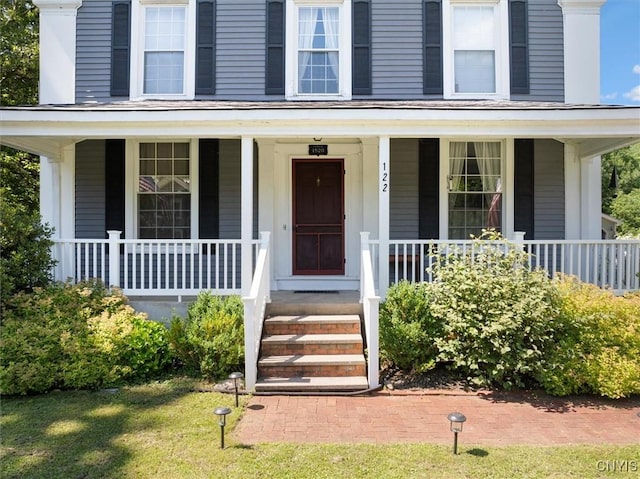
[379,280,439,372]
[168,292,244,379]
[380,232,562,389]
[0,281,171,395]
[537,276,640,398]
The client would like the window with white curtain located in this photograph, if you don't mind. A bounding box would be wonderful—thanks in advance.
[286,0,351,99]
[298,7,340,94]
[448,141,502,239]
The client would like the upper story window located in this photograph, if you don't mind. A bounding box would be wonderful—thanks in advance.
[131,0,196,100]
[443,0,509,100]
[286,0,352,100]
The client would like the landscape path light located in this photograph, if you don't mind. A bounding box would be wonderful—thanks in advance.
[229,372,244,407]
[447,412,467,455]
[214,406,232,449]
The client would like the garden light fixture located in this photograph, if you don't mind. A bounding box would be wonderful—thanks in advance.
[214,406,232,449]
[229,371,244,407]
[447,412,467,454]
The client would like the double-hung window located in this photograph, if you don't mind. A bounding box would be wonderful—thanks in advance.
[286,0,352,99]
[443,0,509,99]
[448,141,503,239]
[138,142,191,239]
[131,0,196,99]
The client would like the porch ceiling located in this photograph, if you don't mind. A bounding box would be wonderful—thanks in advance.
[1,100,638,159]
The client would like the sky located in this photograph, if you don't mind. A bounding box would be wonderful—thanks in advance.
[600,0,640,105]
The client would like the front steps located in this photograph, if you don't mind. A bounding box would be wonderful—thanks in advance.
[255,294,369,392]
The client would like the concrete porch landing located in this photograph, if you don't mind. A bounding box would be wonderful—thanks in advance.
[267,291,362,316]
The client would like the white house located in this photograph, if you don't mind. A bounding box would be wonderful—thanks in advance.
[1,0,639,391]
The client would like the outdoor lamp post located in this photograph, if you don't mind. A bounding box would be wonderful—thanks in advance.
[214,407,232,449]
[229,372,244,407]
[447,412,467,455]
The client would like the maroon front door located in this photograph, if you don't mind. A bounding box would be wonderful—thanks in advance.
[292,159,345,275]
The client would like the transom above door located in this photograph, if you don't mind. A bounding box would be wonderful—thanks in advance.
[292,158,345,275]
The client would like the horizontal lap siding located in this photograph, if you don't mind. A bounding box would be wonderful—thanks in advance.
[76,2,112,103]
[513,0,564,101]
[219,139,241,239]
[371,1,425,99]
[534,139,564,239]
[76,140,106,238]
[211,0,268,100]
[390,139,419,239]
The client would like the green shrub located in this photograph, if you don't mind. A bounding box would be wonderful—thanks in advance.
[429,232,561,388]
[168,292,244,379]
[379,280,439,372]
[537,276,640,398]
[0,281,171,395]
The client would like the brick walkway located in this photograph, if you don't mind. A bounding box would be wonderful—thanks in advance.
[234,389,640,446]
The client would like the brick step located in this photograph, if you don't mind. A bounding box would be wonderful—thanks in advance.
[261,333,363,356]
[264,315,361,335]
[255,375,369,392]
[258,354,366,378]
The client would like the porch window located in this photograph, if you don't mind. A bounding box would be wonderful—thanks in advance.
[443,0,509,99]
[286,0,352,99]
[138,142,191,239]
[448,141,502,239]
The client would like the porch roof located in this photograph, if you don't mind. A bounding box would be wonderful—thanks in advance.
[1,100,638,160]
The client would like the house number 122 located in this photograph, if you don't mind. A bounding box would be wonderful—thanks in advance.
[381,162,388,192]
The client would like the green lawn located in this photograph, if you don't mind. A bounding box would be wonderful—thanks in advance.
[1,378,637,479]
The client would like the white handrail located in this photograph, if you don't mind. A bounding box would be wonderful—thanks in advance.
[360,232,380,389]
[242,232,271,392]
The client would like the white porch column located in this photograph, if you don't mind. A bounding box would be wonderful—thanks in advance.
[564,143,581,239]
[40,157,60,238]
[558,0,605,104]
[241,136,254,295]
[580,155,602,239]
[378,136,390,298]
[34,0,82,105]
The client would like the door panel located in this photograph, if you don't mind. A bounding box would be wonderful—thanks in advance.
[293,159,344,275]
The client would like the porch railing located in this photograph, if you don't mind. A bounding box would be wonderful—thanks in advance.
[242,232,271,392]
[385,238,640,295]
[359,233,380,389]
[52,231,260,297]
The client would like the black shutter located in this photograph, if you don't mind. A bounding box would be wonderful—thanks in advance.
[266,0,285,95]
[196,0,216,95]
[111,1,131,97]
[423,0,442,95]
[514,139,534,239]
[199,139,219,239]
[352,0,371,95]
[419,139,440,239]
[105,139,126,237]
[509,0,529,94]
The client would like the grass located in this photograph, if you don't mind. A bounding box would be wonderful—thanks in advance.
[1,378,637,479]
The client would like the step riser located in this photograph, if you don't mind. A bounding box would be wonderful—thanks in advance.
[264,323,361,335]
[261,343,363,356]
[266,304,363,316]
[259,364,366,378]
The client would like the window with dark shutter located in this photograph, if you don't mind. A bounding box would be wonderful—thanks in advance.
[419,139,440,239]
[266,0,285,95]
[111,1,131,97]
[105,139,126,236]
[509,0,529,94]
[514,139,534,239]
[352,0,371,95]
[196,0,216,95]
[199,139,219,239]
[423,0,442,95]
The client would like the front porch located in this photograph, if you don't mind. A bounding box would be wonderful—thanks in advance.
[51,232,640,391]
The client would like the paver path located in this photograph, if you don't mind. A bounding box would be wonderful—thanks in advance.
[234,389,640,446]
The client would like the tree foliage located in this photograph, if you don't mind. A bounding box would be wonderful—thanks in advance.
[601,144,640,235]
[1,0,39,106]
